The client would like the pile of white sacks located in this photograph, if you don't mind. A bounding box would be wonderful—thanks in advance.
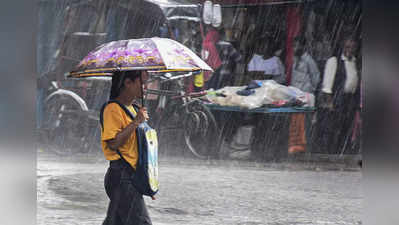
[205,80,315,109]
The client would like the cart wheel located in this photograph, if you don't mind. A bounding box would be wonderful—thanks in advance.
[183,100,220,159]
[43,97,85,156]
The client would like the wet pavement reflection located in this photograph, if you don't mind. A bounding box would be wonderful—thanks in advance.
[37,150,362,225]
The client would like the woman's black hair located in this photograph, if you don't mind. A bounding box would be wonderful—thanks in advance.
[109,70,141,100]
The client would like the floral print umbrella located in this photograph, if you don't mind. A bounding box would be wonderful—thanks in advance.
[68,37,212,78]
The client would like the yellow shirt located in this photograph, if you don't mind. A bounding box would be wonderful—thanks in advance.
[101,103,138,169]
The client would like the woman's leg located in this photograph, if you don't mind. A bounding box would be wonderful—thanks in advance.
[103,166,152,225]
[118,169,152,225]
[103,166,123,225]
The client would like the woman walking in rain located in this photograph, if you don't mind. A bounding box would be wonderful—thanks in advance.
[101,70,154,225]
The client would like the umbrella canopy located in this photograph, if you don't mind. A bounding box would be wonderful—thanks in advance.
[68,37,212,78]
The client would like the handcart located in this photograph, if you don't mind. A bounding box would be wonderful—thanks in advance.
[202,104,316,160]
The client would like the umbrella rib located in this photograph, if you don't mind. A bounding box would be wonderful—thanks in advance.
[70,66,167,75]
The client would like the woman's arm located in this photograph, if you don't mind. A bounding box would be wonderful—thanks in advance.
[106,107,148,151]
[106,120,140,151]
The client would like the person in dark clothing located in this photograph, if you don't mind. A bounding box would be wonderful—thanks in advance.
[205,27,242,90]
[319,37,360,154]
[101,70,154,225]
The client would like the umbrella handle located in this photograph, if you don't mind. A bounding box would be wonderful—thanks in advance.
[139,72,145,107]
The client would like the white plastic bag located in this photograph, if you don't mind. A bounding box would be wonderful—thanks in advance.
[206,80,315,109]
[203,1,213,25]
[212,4,222,28]
[261,80,315,106]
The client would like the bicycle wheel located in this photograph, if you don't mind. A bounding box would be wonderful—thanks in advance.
[182,100,220,159]
[43,96,86,156]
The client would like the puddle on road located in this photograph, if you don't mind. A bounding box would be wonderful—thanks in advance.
[151,207,189,215]
[236,222,263,225]
[47,173,105,204]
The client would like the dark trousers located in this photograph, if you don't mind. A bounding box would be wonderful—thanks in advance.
[103,160,152,225]
[317,94,357,154]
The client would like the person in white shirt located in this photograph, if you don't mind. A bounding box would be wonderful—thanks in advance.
[290,36,320,94]
[287,36,320,154]
[247,37,286,84]
[319,37,360,154]
[322,39,359,100]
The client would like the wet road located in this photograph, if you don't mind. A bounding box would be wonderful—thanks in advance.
[37,151,362,225]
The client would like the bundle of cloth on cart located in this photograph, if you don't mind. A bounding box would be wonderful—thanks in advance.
[203,80,315,109]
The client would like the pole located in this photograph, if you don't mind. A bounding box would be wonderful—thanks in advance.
[139,72,145,107]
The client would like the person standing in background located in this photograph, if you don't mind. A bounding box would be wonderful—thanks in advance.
[247,37,286,84]
[290,36,320,94]
[206,28,242,90]
[288,35,320,154]
[319,36,360,154]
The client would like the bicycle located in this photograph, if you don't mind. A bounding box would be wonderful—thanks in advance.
[146,73,220,159]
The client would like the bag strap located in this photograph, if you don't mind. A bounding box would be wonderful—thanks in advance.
[100,100,139,130]
[99,100,140,165]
